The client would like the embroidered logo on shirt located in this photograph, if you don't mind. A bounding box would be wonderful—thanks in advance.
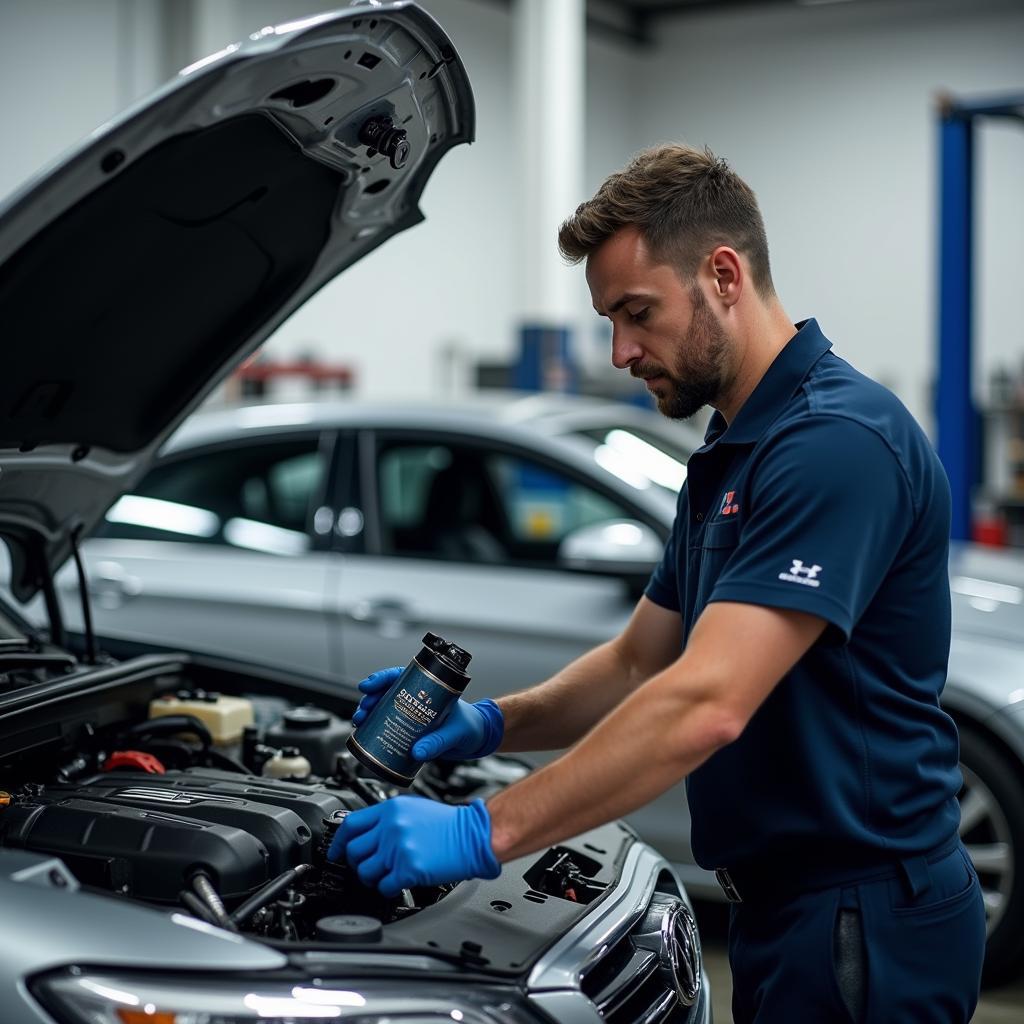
[778,559,822,587]
[719,490,740,517]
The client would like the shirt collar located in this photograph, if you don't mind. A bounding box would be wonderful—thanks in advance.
[703,318,832,446]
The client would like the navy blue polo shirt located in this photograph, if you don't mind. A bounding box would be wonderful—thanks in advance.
[646,319,961,872]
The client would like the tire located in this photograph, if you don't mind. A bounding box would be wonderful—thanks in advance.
[957,726,1024,985]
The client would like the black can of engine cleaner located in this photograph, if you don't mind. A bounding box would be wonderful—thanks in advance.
[346,632,472,786]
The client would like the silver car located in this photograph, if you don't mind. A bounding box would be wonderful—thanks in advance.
[0,6,710,1023]
[72,392,1024,983]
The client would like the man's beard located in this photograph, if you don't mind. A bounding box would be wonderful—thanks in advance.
[631,287,729,420]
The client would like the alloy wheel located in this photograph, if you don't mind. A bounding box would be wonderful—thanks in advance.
[959,762,1015,937]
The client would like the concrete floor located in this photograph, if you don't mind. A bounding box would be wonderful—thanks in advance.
[693,902,1024,1022]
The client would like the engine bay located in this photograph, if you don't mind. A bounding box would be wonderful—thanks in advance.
[0,658,623,961]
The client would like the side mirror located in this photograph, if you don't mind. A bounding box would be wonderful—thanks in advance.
[557,519,663,596]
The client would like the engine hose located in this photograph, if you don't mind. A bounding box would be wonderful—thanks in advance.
[230,863,313,926]
[191,871,236,931]
[179,888,220,926]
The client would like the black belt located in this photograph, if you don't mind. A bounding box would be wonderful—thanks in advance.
[714,834,961,904]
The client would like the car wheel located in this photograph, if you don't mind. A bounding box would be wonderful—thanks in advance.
[958,726,1024,984]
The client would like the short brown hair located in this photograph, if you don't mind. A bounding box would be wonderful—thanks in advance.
[558,144,774,298]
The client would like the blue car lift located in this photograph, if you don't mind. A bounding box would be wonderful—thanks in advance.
[937,92,1024,540]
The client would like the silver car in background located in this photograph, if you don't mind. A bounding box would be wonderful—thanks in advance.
[68,393,1024,983]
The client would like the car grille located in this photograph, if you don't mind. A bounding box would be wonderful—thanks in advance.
[580,874,701,1024]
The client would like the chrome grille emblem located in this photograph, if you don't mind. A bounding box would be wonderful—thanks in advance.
[659,900,702,1007]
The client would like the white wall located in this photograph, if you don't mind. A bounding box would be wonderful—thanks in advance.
[635,0,1024,427]
[0,0,164,197]
[0,0,1021,425]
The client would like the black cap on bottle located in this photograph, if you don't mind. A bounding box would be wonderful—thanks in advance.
[421,631,472,672]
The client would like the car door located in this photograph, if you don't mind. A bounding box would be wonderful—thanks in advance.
[331,428,644,683]
[329,427,693,864]
[63,432,337,677]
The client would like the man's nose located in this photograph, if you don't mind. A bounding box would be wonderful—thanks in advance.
[611,326,644,370]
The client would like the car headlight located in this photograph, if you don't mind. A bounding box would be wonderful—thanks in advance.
[32,971,537,1024]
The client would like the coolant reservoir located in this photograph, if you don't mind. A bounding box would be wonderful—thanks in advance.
[262,747,312,780]
[148,690,254,745]
[265,706,351,775]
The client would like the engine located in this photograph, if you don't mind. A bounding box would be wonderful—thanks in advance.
[1,769,406,937]
[2,770,348,897]
[0,686,523,942]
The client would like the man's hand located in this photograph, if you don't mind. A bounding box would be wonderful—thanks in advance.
[411,698,504,760]
[328,796,501,896]
[351,667,504,760]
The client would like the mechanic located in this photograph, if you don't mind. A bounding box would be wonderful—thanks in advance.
[328,145,986,1022]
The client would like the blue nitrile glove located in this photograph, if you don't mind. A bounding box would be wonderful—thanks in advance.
[350,666,504,761]
[350,666,404,726]
[327,796,501,897]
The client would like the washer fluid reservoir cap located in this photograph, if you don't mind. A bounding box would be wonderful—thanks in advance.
[316,914,383,943]
[283,706,331,729]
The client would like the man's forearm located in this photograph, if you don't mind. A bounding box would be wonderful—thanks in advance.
[495,638,643,753]
[485,603,826,864]
[488,658,737,861]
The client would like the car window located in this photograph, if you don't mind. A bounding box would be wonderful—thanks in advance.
[376,439,636,566]
[489,454,624,544]
[95,437,325,555]
[569,425,690,495]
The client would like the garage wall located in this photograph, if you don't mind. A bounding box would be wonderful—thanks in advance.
[0,1,164,198]
[0,0,1021,426]
[633,0,1024,427]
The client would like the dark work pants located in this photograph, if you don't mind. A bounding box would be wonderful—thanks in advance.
[727,842,986,1023]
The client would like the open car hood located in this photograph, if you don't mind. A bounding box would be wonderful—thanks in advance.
[0,2,473,601]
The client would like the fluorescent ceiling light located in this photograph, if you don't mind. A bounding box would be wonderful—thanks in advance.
[105,496,220,538]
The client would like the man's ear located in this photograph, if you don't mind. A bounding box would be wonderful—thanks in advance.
[709,246,743,308]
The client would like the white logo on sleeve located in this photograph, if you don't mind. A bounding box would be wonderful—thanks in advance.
[778,559,823,587]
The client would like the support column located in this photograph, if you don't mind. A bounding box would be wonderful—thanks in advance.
[936,104,975,542]
[514,0,586,391]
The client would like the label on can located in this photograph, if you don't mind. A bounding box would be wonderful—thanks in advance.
[349,661,459,783]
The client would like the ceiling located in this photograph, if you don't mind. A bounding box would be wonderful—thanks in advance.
[482,0,873,46]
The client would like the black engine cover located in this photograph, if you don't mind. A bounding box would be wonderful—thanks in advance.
[0,769,358,901]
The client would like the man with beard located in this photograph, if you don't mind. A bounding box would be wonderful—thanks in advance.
[329,145,985,1022]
